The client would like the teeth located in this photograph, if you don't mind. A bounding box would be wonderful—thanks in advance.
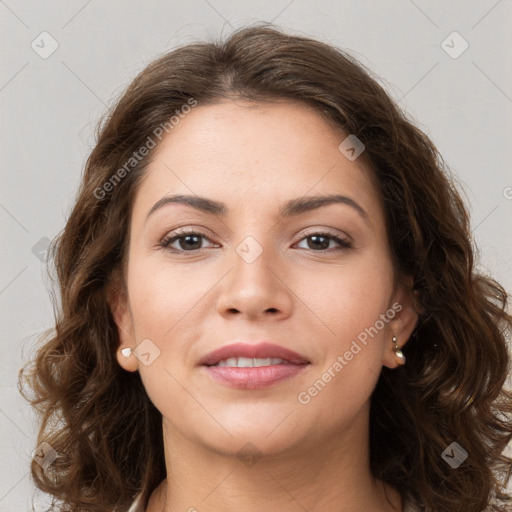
[214,357,288,368]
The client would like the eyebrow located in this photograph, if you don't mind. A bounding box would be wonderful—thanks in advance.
[145,193,369,224]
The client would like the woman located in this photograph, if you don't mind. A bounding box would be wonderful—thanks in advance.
[19,24,512,512]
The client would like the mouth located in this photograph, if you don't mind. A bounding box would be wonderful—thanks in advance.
[200,342,310,390]
[210,357,295,368]
[200,341,310,366]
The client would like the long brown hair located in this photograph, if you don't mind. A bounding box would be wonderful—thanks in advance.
[18,23,512,512]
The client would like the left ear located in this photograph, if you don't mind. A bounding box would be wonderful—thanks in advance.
[382,275,420,369]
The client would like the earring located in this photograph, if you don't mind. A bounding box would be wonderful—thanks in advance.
[392,336,406,365]
[121,347,132,358]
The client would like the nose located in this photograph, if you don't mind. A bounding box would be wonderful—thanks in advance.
[215,240,293,322]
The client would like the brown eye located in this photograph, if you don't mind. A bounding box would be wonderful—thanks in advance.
[306,234,330,251]
[160,230,217,252]
[172,234,202,251]
[295,232,352,252]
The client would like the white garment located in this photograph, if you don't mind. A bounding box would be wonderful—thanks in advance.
[127,491,423,512]
[127,491,144,512]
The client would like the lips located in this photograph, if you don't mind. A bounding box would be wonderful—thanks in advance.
[200,342,310,390]
[199,342,310,367]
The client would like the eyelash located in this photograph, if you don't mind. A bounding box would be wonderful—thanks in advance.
[159,228,353,254]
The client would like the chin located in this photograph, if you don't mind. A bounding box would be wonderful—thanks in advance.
[191,406,313,458]
[201,429,304,461]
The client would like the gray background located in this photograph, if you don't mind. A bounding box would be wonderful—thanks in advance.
[1,0,511,509]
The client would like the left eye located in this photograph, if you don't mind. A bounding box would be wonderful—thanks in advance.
[294,233,352,251]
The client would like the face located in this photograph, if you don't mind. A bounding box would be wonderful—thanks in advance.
[111,99,417,457]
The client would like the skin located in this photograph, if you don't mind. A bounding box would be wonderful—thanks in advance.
[109,99,418,512]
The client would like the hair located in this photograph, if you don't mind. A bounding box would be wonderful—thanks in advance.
[18,23,512,512]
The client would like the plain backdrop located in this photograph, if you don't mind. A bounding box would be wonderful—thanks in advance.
[1,0,511,509]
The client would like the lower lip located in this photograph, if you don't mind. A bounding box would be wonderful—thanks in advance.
[202,364,309,390]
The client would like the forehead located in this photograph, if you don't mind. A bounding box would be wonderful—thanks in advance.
[132,99,381,220]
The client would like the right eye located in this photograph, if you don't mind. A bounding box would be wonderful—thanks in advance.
[159,229,219,253]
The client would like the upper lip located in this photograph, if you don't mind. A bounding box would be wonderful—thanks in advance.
[200,342,310,366]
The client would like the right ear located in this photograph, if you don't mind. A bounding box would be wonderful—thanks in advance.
[106,273,138,372]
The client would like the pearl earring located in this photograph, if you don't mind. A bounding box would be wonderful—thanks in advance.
[121,347,132,358]
[392,336,406,365]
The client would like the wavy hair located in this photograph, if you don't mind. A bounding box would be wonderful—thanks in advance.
[19,23,512,512]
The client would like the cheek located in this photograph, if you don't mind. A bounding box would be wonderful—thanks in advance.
[298,253,394,340]
[295,274,391,426]
[125,259,220,399]
[127,257,211,338]
[296,254,393,395]
[125,261,200,416]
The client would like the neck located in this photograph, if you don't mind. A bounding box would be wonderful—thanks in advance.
[147,409,402,512]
